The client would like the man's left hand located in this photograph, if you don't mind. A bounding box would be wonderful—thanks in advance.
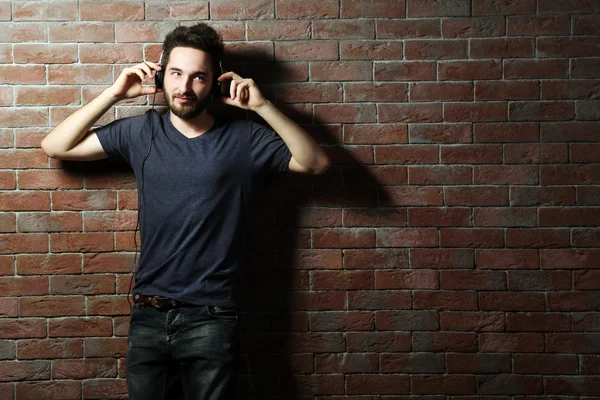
[217,72,266,112]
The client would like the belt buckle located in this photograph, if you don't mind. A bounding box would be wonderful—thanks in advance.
[151,296,168,310]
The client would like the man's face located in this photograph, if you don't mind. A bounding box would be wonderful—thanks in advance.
[163,47,214,120]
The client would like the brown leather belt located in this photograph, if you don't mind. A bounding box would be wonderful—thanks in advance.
[133,294,191,310]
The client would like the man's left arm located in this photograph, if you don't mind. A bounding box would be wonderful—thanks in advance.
[218,72,331,175]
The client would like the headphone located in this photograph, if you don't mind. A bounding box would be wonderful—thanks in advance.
[154,49,224,97]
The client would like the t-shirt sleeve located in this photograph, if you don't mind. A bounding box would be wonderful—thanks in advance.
[94,117,139,166]
[249,121,292,176]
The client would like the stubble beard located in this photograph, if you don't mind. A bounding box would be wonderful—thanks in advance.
[166,90,211,120]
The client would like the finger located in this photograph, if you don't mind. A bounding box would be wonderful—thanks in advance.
[230,80,237,99]
[218,71,242,82]
[138,64,153,79]
[144,61,161,70]
[141,86,160,95]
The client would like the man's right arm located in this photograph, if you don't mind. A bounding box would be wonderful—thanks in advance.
[41,61,162,161]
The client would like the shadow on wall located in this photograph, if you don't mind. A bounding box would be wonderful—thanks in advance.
[58,51,388,399]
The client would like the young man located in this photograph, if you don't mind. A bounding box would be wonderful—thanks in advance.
[41,24,330,400]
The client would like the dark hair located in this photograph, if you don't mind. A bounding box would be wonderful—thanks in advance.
[161,23,224,78]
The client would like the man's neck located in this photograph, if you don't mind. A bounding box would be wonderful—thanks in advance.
[169,110,215,138]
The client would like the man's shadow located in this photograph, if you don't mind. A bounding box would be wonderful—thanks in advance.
[60,53,388,399]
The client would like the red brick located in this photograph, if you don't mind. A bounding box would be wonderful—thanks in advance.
[248,21,308,40]
[540,207,600,227]
[115,21,160,42]
[575,313,600,332]
[13,1,77,20]
[18,170,83,190]
[413,290,477,310]
[315,104,376,123]
[543,165,600,185]
[0,233,48,254]
[17,212,81,233]
[48,65,113,85]
[0,66,46,84]
[508,15,570,35]
[0,192,49,211]
[577,100,600,121]
[411,82,473,101]
[314,20,373,39]
[412,332,477,352]
[0,213,14,233]
[571,58,600,78]
[0,276,47,297]
[344,124,407,144]
[52,191,117,211]
[380,353,444,373]
[53,358,116,379]
[546,333,600,353]
[377,19,440,38]
[0,108,48,128]
[82,379,127,399]
[379,103,442,123]
[480,292,545,311]
[87,295,130,316]
[445,186,509,206]
[545,376,600,396]
[442,144,502,164]
[412,375,476,395]
[581,355,600,373]
[20,296,84,317]
[514,354,578,374]
[80,1,143,20]
[411,248,474,269]
[0,319,46,339]
[507,312,571,332]
[376,227,438,247]
[17,338,82,360]
[49,22,114,42]
[275,41,337,61]
[291,291,345,310]
[539,0,600,14]
[0,22,47,42]
[510,101,574,121]
[471,38,534,58]
[16,381,81,400]
[504,59,569,79]
[0,149,47,169]
[478,375,543,395]
[511,187,575,207]
[542,122,600,142]
[548,292,600,311]
[310,353,378,374]
[84,337,127,358]
[345,82,408,102]
[476,249,538,269]
[405,40,467,60]
[341,41,403,60]
[440,270,506,290]
[441,311,504,331]
[409,123,472,144]
[50,275,115,295]
[472,0,536,15]
[348,291,411,310]
[310,311,373,332]
[408,208,470,227]
[479,333,544,352]
[347,374,409,395]
[375,270,438,290]
[543,80,600,100]
[16,254,81,275]
[476,81,539,101]
[50,232,113,252]
[507,143,568,163]
[376,144,438,164]
[445,102,508,122]
[80,44,142,63]
[341,0,405,18]
[573,228,600,247]
[443,17,505,37]
[407,0,470,16]
[343,249,408,269]
[439,60,501,80]
[538,37,600,58]
[14,44,76,64]
[144,2,209,20]
[447,353,511,373]
[311,270,374,290]
[0,171,15,189]
[311,61,372,81]
[573,15,600,35]
[409,165,471,185]
[375,61,436,81]
[48,317,112,338]
[508,270,571,291]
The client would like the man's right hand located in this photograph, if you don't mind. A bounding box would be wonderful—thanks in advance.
[110,61,162,100]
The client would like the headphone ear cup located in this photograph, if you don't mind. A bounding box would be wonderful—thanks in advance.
[155,69,163,89]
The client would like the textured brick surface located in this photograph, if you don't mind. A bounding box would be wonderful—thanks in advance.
[1,0,599,398]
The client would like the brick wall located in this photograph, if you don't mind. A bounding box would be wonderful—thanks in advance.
[1,0,599,398]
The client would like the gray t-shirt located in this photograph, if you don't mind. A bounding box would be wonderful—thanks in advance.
[95,110,292,307]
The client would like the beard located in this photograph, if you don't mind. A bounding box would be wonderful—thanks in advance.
[165,90,211,120]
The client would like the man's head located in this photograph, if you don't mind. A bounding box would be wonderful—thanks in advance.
[159,24,224,120]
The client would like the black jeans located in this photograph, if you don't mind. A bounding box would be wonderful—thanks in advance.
[126,302,239,400]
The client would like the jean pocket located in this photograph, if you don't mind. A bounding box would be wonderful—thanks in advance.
[206,305,238,320]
